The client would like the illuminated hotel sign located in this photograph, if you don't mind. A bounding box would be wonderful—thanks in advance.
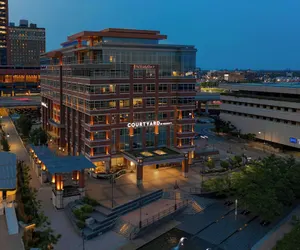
[127,121,172,128]
[133,64,156,70]
[41,102,48,108]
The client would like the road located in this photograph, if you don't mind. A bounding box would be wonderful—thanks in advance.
[194,118,268,160]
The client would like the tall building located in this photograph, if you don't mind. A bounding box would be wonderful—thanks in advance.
[0,0,8,65]
[220,83,300,149]
[8,20,45,66]
[40,28,197,183]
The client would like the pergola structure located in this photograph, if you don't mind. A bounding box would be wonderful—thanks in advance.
[122,147,189,185]
[29,145,95,209]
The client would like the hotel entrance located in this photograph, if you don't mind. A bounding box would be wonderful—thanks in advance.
[122,147,189,186]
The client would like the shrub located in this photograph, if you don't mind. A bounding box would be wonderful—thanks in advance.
[82,196,99,206]
[76,221,85,229]
[81,204,93,213]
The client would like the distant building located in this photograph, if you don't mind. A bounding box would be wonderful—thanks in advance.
[8,20,46,66]
[0,0,9,65]
[220,83,300,149]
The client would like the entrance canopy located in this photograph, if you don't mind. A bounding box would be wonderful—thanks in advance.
[30,145,95,174]
[122,147,184,166]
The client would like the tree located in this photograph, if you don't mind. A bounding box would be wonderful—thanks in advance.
[17,114,32,137]
[30,128,48,146]
[205,158,215,169]
[274,222,300,250]
[220,160,230,170]
[1,136,10,151]
[231,155,243,168]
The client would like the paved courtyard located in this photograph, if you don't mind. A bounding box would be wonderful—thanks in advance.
[121,199,180,227]
[86,165,202,208]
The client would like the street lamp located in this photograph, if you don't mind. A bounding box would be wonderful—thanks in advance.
[174,180,179,210]
[139,192,142,229]
[111,173,115,208]
[258,131,265,152]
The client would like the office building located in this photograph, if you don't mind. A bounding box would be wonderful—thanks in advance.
[8,20,45,66]
[0,65,40,96]
[0,0,8,65]
[40,28,197,184]
[220,83,300,149]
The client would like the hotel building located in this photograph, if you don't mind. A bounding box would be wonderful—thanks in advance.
[40,28,197,184]
[220,83,300,149]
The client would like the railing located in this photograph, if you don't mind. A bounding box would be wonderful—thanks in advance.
[140,200,189,228]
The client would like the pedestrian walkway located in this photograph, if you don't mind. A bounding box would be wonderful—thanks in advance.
[0,215,23,250]
[253,205,300,250]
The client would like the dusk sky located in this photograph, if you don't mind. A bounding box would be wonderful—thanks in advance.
[9,0,300,70]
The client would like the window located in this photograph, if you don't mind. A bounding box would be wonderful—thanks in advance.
[120,99,130,108]
[158,98,168,106]
[172,84,177,92]
[146,98,155,107]
[146,84,155,92]
[119,84,130,93]
[133,98,143,107]
[94,131,106,140]
[159,84,168,92]
[133,113,142,121]
[158,112,168,119]
[93,115,106,124]
[146,113,155,121]
[133,84,143,93]
[120,113,129,123]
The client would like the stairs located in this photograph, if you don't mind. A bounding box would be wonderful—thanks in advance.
[113,219,139,239]
[184,200,203,215]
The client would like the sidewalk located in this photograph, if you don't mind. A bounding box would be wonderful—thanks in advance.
[253,205,300,250]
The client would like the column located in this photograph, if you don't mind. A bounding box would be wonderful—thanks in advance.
[78,169,85,197]
[53,174,64,209]
[105,160,111,173]
[136,157,143,186]
[182,153,189,178]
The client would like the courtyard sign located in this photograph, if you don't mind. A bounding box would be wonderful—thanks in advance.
[133,64,156,70]
[127,121,172,128]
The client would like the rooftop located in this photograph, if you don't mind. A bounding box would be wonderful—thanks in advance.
[30,145,95,174]
[123,147,184,164]
[0,152,17,190]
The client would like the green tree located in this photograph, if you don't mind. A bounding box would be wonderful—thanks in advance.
[220,160,230,170]
[17,114,32,137]
[1,136,10,151]
[273,222,300,250]
[205,158,215,169]
[231,155,243,168]
[30,128,48,146]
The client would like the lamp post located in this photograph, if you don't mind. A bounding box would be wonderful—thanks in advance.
[111,173,115,208]
[258,131,265,152]
[139,192,142,229]
[174,180,178,210]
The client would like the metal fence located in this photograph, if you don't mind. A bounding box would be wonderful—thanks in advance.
[140,200,189,228]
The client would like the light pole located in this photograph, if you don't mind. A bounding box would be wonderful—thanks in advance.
[139,192,142,229]
[111,173,115,208]
[258,131,265,152]
[174,180,178,211]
